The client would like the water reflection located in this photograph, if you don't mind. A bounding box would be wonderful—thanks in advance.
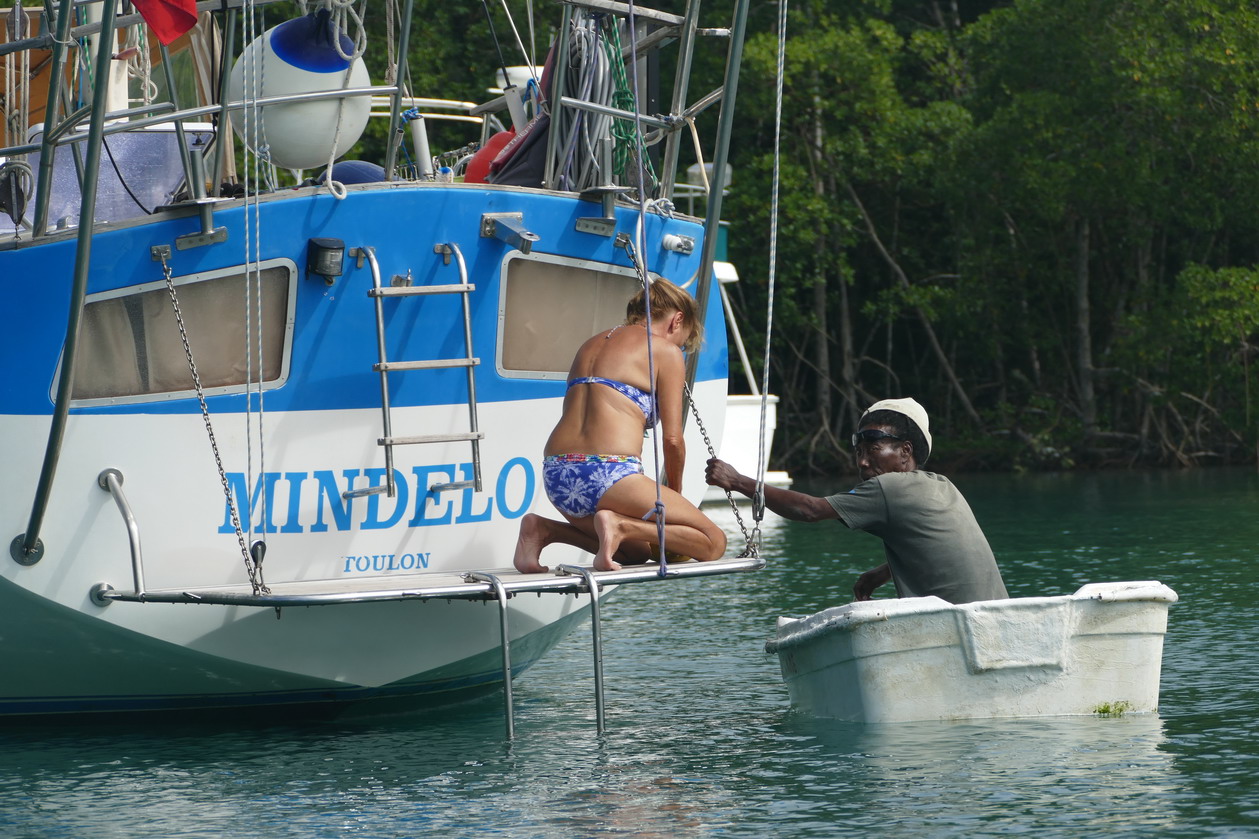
[1,470,1257,838]
[773,713,1188,834]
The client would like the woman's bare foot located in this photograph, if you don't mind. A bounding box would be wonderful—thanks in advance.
[592,510,624,571]
[513,514,551,573]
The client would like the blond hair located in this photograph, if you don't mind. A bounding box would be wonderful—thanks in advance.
[625,278,703,354]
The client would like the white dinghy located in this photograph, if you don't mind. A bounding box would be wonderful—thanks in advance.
[766,581,1177,723]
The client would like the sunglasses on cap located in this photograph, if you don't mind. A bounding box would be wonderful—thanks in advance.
[851,428,904,448]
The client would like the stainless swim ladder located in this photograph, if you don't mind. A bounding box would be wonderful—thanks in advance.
[347,245,483,499]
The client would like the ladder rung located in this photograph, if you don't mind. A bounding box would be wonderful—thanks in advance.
[430,480,478,493]
[369,284,475,297]
[375,358,479,372]
[342,485,389,499]
[381,432,486,446]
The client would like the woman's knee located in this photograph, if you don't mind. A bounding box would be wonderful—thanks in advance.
[706,527,728,560]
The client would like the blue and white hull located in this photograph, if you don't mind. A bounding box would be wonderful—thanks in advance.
[0,182,730,714]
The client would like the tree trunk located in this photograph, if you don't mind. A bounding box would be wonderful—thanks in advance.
[830,168,859,429]
[1075,217,1097,435]
[842,178,982,426]
[811,105,833,434]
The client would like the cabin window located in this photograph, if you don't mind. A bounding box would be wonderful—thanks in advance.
[498,252,651,378]
[68,260,295,404]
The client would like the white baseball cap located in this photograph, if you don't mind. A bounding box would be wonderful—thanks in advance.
[860,397,932,463]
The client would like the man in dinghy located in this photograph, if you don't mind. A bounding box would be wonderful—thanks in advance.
[514,280,727,573]
[705,398,1007,605]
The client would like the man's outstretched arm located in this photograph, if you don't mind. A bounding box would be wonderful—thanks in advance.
[705,458,839,523]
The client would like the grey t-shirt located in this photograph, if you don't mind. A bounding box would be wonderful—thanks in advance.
[826,470,1008,604]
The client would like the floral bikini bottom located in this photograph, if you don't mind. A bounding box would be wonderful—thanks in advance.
[543,453,644,519]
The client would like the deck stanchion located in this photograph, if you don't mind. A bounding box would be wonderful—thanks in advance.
[31,0,75,237]
[383,0,416,178]
[559,564,606,733]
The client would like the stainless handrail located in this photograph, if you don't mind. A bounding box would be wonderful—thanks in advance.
[448,243,482,493]
[363,247,396,497]
[98,469,146,596]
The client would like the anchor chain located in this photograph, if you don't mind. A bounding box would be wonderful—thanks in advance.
[683,382,759,559]
[159,254,269,594]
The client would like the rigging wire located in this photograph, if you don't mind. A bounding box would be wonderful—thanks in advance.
[752,0,788,529]
[479,0,511,104]
[496,0,538,88]
[236,0,272,563]
[101,135,153,213]
[620,0,671,576]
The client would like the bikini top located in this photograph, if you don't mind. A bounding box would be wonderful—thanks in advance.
[567,376,658,426]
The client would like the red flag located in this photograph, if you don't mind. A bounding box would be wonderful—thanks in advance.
[130,0,197,46]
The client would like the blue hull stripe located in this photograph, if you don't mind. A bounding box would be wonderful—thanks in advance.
[1,186,728,416]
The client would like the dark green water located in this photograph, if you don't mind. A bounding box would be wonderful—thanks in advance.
[1,468,1256,837]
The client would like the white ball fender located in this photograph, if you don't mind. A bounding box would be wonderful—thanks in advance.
[228,10,371,171]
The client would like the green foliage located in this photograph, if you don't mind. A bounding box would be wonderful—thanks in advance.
[229,0,1259,470]
[718,0,1259,470]
[1181,266,1259,346]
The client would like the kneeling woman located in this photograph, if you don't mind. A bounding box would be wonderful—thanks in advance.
[514,279,727,572]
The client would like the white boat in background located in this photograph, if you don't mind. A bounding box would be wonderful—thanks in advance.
[0,0,763,720]
[703,258,791,505]
[704,393,792,505]
[766,581,1177,723]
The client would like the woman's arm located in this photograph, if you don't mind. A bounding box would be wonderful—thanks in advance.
[654,343,687,492]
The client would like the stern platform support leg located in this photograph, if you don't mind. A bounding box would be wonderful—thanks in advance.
[559,564,606,734]
[466,571,515,739]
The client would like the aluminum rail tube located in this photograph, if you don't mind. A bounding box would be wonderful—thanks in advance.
[0,0,245,57]
[683,0,749,392]
[3,88,395,161]
[31,0,75,237]
[556,95,673,130]
[450,243,483,492]
[98,469,146,596]
[364,247,397,496]
[158,41,195,191]
[382,0,416,179]
[211,9,236,191]
[659,0,703,199]
[12,0,119,565]
[93,556,766,606]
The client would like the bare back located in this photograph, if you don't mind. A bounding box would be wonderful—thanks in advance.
[545,323,685,461]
